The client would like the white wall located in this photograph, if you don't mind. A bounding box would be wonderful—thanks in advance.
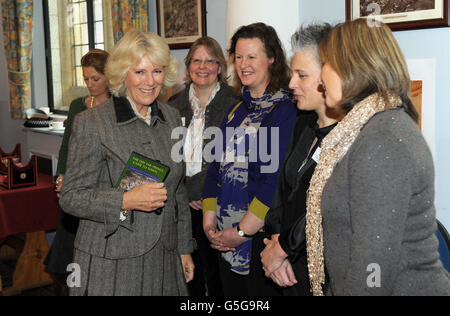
[299,0,345,24]
[226,0,300,58]
[298,0,450,230]
[163,0,342,81]
[394,28,450,231]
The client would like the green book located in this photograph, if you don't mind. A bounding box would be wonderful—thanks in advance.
[116,152,170,190]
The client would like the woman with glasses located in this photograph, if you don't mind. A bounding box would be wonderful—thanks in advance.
[168,37,238,296]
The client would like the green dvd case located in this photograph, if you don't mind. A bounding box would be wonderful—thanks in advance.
[116,152,170,190]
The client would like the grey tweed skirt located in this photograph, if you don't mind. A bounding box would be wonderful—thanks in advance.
[69,242,189,296]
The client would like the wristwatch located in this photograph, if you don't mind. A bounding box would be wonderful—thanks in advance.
[236,224,254,238]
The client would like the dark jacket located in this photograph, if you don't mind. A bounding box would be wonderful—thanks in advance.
[263,111,317,296]
[265,111,317,243]
[168,82,238,201]
[56,97,88,175]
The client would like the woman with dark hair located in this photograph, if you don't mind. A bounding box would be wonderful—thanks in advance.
[45,48,110,295]
[168,37,237,296]
[227,23,291,97]
[306,18,450,296]
[202,23,297,296]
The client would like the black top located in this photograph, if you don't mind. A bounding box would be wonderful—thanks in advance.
[265,112,337,295]
[265,112,315,235]
[278,122,337,260]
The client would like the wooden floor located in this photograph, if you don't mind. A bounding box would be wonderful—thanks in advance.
[0,259,57,296]
[0,235,61,296]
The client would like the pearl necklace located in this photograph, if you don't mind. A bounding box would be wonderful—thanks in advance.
[90,96,95,108]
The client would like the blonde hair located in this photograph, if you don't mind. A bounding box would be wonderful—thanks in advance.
[106,29,178,97]
[184,37,228,85]
[319,18,418,121]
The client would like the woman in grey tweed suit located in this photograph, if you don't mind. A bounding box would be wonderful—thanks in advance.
[59,29,195,296]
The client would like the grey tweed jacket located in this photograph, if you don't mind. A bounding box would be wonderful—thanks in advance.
[322,108,450,296]
[59,97,195,259]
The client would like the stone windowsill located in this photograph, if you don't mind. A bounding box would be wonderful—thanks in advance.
[22,113,67,136]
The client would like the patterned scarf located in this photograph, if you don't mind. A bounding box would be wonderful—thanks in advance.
[241,86,292,112]
[217,86,292,275]
[306,93,402,296]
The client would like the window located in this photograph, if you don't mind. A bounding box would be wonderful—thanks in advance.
[43,0,113,112]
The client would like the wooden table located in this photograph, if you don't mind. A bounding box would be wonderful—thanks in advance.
[0,173,61,295]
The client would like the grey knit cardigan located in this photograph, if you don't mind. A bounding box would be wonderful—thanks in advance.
[321,108,450,296]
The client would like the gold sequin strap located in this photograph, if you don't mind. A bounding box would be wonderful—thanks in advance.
[306,93,402,296]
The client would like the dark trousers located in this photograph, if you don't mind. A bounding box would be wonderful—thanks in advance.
[44,211,79,296]
[188,209,223,296]
[217,232,282,296]
[282,254,312,296]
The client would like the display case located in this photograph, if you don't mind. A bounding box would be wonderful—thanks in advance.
[0,155,37,190]
[0,144,22,175]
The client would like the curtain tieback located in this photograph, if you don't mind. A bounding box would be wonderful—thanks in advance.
[8,70,31,86]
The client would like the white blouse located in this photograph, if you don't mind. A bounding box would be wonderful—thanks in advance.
[127,97,151,126]
[184,83,220,177]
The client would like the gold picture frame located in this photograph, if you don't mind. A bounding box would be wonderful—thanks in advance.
[411,80,423,130]
[156,0,207,49]
[346,0,450,31]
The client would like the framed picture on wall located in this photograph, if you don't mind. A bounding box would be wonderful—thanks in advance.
[407,59,436,158]
[411,80,423,130]
[156,0,207,49]
[346,0,450,31]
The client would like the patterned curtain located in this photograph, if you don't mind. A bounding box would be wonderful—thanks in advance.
[1,0,34,119]
[111,0,148,43]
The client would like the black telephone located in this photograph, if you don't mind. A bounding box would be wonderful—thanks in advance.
[23,109,54,128]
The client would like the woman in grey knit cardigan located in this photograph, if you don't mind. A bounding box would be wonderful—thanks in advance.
[305,18,450,296]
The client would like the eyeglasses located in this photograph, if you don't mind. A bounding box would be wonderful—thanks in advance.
[191,59,218,67]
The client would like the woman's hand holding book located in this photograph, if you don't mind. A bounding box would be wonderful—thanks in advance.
[122,182,167,213]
